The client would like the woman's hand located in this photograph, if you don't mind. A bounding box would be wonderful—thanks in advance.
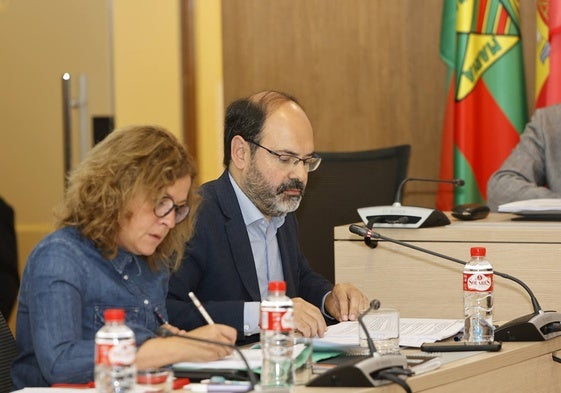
[136,323,237,369]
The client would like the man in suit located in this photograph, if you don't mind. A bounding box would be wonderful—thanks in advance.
[167,91,368,344]
[487,103,561,211]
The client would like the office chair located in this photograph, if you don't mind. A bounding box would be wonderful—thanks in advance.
[295,145,411,282]
[0,312,18,393]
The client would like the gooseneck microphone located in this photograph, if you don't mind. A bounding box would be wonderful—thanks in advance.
[356,177,465,229]
[393,178,465,207]
[349,224,561,341]
[156,326,257,390]
[349,225,540,313]
[307,296,412,391]
[357,299,382,356]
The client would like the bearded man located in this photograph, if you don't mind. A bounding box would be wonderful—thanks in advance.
[167,91,368,345]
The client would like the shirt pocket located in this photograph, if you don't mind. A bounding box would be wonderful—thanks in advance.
[93,305,141,331]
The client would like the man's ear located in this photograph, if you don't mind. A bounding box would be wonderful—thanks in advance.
[230,135,249,170]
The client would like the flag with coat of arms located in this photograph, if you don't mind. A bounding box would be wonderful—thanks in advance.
[536,0,561,108]
[436,0,528,210]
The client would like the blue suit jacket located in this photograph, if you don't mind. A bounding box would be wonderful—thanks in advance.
[166,170,334,344]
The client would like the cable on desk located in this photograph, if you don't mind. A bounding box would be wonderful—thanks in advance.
[375,367,413,393]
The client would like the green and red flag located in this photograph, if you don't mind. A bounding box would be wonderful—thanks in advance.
[536,0,561,108]
[436,0,528,210]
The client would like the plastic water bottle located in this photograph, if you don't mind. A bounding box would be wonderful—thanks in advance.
[463,247,494,343]
[260,281,294,389]
[95,309,137,393]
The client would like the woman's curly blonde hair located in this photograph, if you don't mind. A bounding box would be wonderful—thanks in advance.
[55,124,200,271]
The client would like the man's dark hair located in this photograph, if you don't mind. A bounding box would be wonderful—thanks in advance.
[223,91,300,167]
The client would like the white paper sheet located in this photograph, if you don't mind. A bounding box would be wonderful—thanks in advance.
[173,343,308,371]
[314,318,464,349]
[498,198,561,214]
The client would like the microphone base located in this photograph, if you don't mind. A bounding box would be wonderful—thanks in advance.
[306,354,408,387]
[494,311,561,341]
[357,206,451,228]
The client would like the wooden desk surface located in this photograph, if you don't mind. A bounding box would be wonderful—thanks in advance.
[295,337,561,393]
[334,212,561,321]
[335,212,561,243]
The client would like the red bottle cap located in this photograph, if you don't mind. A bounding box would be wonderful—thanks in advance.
[470,247,486,257]
[104,308,126,322]
[268,281,286,292]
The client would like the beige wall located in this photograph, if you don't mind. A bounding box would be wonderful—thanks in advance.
[0,0,113,226]
[112,0,224,183]
[1,0,187,329]
[193,0,224,183]
[112,0,183,137]
[0,0,114,329]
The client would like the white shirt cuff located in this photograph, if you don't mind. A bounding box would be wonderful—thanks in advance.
[243,301,261,335]
[321,291,336,320]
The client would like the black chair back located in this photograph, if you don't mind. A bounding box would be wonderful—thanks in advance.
[296,145,411,282]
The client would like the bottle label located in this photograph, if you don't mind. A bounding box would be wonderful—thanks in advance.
[95,338,136,366]
[260,307,294,332]
[463,272,493,292]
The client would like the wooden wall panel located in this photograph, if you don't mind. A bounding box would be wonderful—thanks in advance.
[221,0,537,207]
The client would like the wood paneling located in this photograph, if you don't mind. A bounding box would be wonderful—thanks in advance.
[181,0,198,159]
[221,0,538,207]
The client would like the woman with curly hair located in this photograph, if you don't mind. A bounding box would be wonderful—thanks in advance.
[12,125,236,388]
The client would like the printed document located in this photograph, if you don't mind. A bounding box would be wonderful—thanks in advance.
[314,318,463,349]
[498,198,561,215]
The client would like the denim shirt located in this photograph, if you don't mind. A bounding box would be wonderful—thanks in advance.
[12,226,169,388]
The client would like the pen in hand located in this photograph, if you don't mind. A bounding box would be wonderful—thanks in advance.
[188,291,215,324]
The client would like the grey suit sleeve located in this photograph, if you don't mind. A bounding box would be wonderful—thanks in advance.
[487,106,561,211]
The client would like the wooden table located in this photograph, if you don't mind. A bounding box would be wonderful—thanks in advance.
[334,213,561,322]
[295,337,561,392]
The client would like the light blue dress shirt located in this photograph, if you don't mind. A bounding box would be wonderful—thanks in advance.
[229,174,333,335]
[229,174,286,335]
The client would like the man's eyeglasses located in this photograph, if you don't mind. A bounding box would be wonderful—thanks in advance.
[246,139,322,172]
[154,196,190,224]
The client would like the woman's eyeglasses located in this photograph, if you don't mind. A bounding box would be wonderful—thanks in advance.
[154,196,190,223]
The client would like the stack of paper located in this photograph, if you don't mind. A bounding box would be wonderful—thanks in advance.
[314,318,463,350]
[174,348,263,371]
[174,343,312,372]
[173,319,463,374]
[498,198,561,215]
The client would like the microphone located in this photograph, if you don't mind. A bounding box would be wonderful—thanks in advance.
[156,326,257,391]
[356,177,465,229]
[357,299,381,356]
[349,224,561,341]
[307,298,412,389]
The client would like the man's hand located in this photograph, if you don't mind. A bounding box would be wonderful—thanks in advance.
[292,297,327,338]
[324,283,369,322]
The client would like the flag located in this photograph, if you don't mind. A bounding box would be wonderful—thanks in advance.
[536,0,561,108]
[436,0,528,211]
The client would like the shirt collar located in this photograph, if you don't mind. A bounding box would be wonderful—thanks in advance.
[111,248,142,275]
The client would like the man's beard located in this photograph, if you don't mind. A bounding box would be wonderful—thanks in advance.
[243,161,305,217]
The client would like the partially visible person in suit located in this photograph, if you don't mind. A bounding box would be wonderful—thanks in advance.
[0,196,19,321]
[12,125,236,388]
[167,90,369,345]
[487,104,561,211]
